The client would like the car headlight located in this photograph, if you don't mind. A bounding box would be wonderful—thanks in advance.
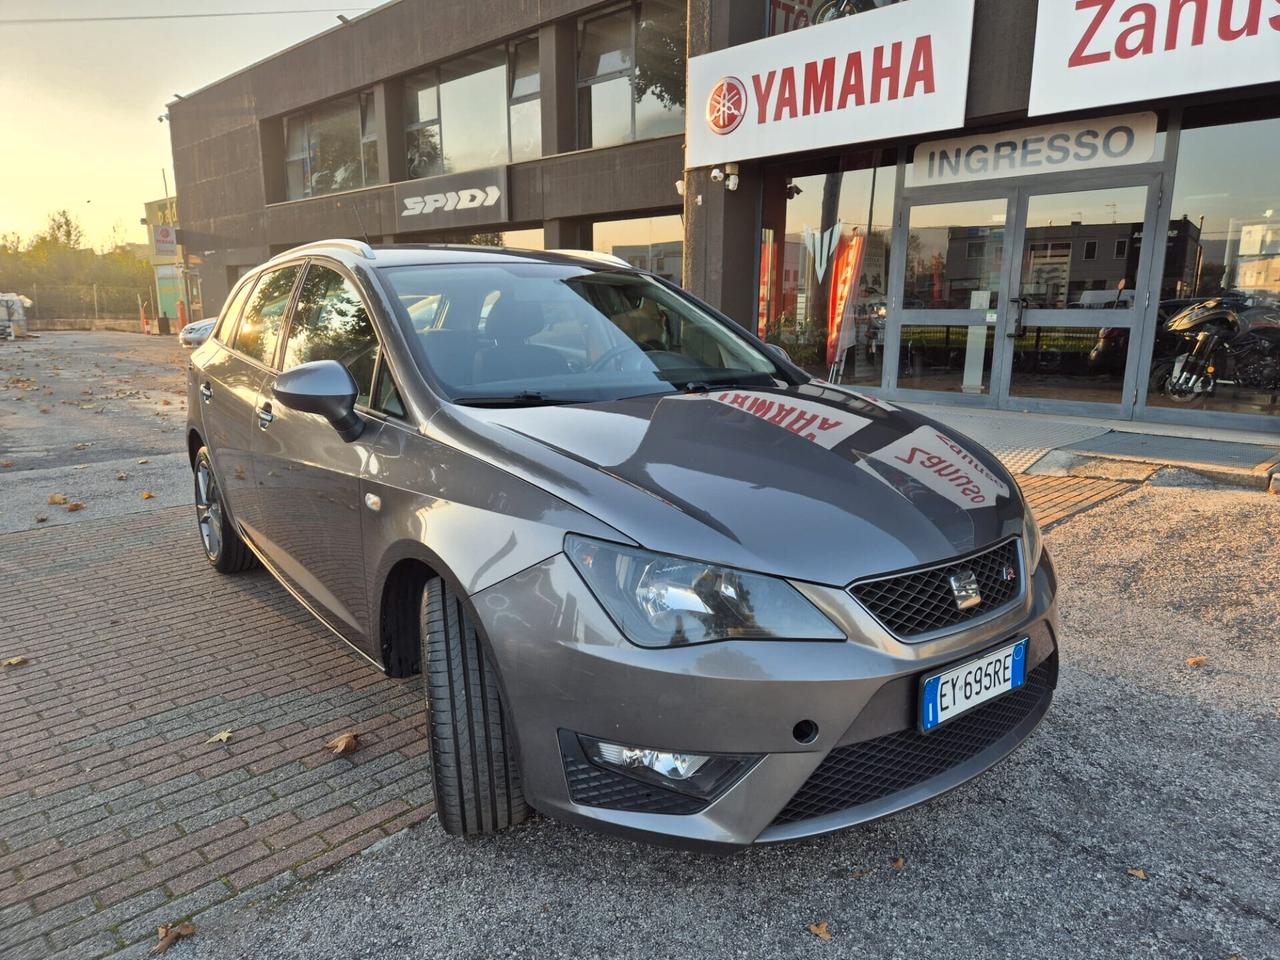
[1023,503,1044,573]
[565,535,845,649]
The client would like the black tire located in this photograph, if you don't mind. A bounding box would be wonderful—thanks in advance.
[421,577,528,835]
[193,447,256,574]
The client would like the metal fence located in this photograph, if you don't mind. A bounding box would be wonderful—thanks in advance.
[25,284,152,320]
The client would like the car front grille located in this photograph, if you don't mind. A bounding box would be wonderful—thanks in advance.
[850,539,1022,638]
[771,655,1055,826]
[559,732,706,815]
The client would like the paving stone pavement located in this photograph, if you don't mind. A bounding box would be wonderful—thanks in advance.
[0,507,432,960]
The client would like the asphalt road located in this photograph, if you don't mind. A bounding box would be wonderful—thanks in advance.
[0,332,191,533]
[170,474,1280,960]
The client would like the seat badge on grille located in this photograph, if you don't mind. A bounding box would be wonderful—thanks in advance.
[948,570,982,611]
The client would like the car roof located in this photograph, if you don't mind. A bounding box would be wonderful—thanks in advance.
[258,240,636,274]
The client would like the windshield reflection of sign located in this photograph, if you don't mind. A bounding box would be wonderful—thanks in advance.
[870,425,1009,508]
[710,391,870,449]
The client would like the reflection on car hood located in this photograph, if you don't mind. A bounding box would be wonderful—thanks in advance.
[442,383,1024,586]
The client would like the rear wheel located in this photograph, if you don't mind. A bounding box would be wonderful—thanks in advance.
[193,447,256,573]
[420,577,528,835]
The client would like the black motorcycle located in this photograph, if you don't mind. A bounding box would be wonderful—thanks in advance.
[1157,297,1280,405]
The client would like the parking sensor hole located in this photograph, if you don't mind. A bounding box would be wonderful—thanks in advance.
[793,720,819,744]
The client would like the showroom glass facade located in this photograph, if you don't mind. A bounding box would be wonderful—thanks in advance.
[755,103,1280,425]
[284,92,381,200]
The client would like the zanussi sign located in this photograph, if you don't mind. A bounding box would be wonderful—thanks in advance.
[686,0,974,168]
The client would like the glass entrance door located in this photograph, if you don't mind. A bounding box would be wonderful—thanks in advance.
[887,172,1164,417]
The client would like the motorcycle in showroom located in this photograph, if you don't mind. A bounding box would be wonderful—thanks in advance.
[1156,296,1280,405]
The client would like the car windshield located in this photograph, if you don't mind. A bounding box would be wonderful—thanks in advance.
[378,261,786,405]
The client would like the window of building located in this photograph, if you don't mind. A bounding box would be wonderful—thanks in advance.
[592,214,684,285]
[509,37,542,163]
[404,38,542,179]
[1148,110,1280,418]
[1114,238,1128,259]
[577,1,685,150]
[1082,240,1098,260]
[233,266,300,365]
[769,0,911,35]
[759,153,897,384]
[282,95,381,201]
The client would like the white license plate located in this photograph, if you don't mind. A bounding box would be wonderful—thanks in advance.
[920,639,1028,733]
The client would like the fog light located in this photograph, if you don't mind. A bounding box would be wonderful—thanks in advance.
[580,734,760,800]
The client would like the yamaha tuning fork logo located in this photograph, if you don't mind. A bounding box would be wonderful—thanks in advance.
[705,76,747,135]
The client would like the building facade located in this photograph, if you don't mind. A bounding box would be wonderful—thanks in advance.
[169,0,1280,429]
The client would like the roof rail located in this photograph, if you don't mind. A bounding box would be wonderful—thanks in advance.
[548,249,631,268]
[269,238,377,263]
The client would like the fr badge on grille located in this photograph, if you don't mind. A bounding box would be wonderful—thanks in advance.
[948,570,982,611]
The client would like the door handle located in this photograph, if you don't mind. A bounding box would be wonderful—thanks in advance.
[199,382,213,402]
[257,402,274,429]
[1007,298,1028,339]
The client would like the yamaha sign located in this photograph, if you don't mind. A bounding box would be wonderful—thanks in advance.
[392,166,509,229]
[686,0,974,168]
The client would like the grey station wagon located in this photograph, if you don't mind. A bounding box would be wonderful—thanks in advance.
[186,240,1058,849]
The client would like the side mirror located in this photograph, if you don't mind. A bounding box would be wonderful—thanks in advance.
[765,343,793,366]
[272,360,364,442]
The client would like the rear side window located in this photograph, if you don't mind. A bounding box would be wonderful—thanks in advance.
[213,278,256,345]
[233,265,300,366]
[282,264,378,404]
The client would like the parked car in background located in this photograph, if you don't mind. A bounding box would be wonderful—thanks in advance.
[185,240,1059,849]
[178,317,216,349]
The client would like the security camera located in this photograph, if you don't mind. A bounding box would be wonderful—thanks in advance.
[674,179,685,197]
[709,168,725,183]
[726,174,739,192]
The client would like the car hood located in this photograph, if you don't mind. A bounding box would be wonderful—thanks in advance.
[436,383,1025,587]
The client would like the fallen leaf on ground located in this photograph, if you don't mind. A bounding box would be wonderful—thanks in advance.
[1186,656,1209,668]
[47,493,67,505]
[3,656,29,668]
[890,857,906,871]
[38,407,50,414]
[0,461,13,468]
[150,922,196,955]
[137,458,150,464]
[141,491,155,500]
[73,442,90,450]
[1127,868,1149,880]
[162,399,172,405]
[205,730,233,745]
[35,515,48,523]
[66,502,84,513]
[325,732,359,755]
[116,472,128,481]
[850,868,873,878]
[807,921,833,942]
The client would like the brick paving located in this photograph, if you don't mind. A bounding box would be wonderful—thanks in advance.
[0,507,431,960]
[1016,475,1136,527]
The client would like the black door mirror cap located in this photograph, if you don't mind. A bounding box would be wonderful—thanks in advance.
[272,360,364,442]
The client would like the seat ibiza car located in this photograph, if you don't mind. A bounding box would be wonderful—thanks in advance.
[186,240,1057,849]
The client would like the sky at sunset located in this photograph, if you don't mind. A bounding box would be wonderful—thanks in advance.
[0,0,383,249]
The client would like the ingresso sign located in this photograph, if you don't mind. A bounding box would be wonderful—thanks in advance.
[911,112,1158,186]
[1029,0,1280,116]
[685,0,975,168]
[392,166,509,229]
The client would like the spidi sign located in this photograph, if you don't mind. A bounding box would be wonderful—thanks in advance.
[1030,0,1280,115]
[686,0,974,168]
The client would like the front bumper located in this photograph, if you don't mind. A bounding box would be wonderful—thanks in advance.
[472,549,1059,850]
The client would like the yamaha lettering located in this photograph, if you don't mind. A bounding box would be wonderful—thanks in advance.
[686,0,974,167]
[913,113,1157,185]
[1031,0,1280,115]
[391,166,509,229]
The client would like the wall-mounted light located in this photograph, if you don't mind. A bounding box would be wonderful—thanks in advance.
[674,179,685,197]
[724,163,740,192]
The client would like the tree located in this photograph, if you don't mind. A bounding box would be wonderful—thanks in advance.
[633,1,686,110]
[36,210,85,250]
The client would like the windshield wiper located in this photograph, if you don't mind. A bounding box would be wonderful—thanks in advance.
[454,392,580,408]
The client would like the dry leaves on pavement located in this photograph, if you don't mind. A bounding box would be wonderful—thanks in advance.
[1126,868,1149,880]
[1186,656,1209,668]
[850,868,873,878]
[326,732,359,755]
[141,491,155,500]
[890,857,907,871]
[137,458,150,464]
[0,461,13,468]
[3,656,30,668]
[47,493,67,505]
[807,922,833,942]
[205,730,233,745]
[35,515,48,523]
[150,922,196,955]
[116,472,128,481]
[66,502,84,513]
